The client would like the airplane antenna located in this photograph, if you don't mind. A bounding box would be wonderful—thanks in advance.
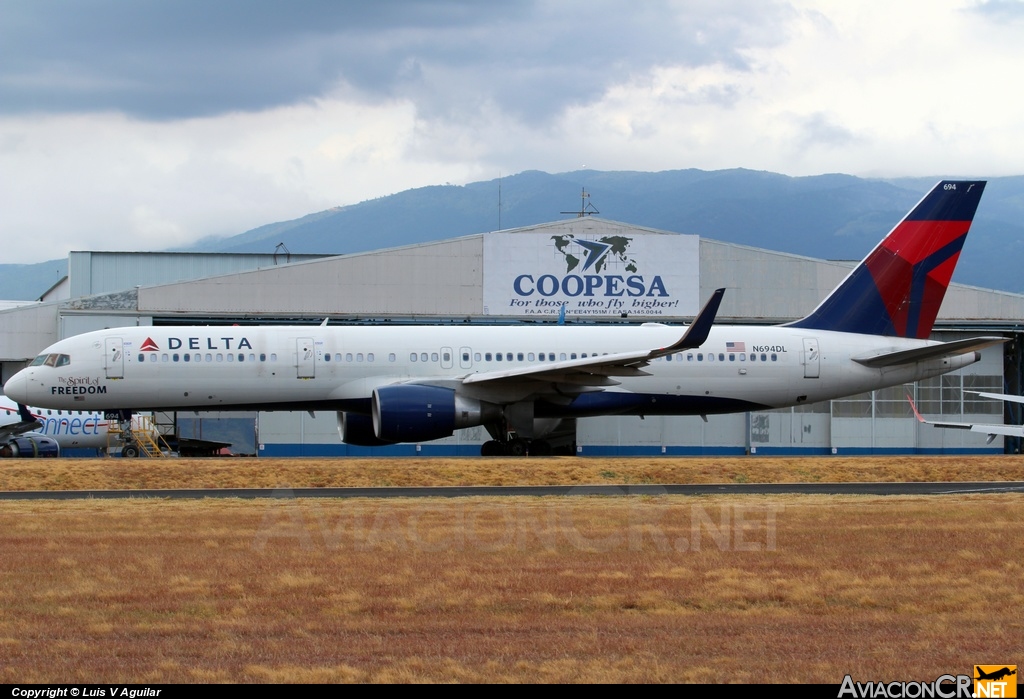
[274,242,290,265]
[561,188,599,218]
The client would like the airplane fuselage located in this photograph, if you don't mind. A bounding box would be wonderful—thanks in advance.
[4,323,977,418]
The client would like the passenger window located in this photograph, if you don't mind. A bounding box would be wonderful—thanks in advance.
[410,353,418,362]
[421,353,428,362]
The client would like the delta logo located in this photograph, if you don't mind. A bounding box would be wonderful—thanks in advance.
[975,666,1016,698]
[140,337,159,351]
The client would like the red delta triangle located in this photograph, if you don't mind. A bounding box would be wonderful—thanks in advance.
[139,337,159,351]
[865,249,913,337]
[880,220,970,264]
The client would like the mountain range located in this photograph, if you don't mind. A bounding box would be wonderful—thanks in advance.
[4,168,1024,300]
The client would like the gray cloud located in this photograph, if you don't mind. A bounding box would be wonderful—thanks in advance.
[0,0,791,123]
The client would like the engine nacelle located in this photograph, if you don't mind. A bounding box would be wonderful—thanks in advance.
[0,435,60,458]
[337,411,397,447]
[372,385,501,443]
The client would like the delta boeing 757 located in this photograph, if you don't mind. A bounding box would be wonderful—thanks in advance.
[4,181,1004,456]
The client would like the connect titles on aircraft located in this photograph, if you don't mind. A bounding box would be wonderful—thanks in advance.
[3,181,1005,456]
[0,394,112,457]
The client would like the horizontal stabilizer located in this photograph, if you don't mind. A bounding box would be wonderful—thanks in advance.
[853,337,1006,368]
[969,391,1024,404]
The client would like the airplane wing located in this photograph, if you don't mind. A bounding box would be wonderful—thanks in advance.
[852,337,1007,368]
[460,288,725,388]
[0,402,43,441]
[907,394,1023,443]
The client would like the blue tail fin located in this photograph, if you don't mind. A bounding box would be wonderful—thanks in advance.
[789,181,986,338]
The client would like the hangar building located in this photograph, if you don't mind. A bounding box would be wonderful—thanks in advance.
[2,218,1023,456]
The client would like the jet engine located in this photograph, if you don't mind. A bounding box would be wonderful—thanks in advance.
[337,411,397,447]
[0,435,60,458]
[371,385,501,443]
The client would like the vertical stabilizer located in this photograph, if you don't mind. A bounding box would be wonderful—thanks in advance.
[790,180,986,338]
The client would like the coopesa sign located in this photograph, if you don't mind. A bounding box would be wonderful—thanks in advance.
[512,273,668,297]
[483,229,699,317]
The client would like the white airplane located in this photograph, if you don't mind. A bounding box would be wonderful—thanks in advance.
[0,394,111,456]
[908,392,1024,443]
[3,180,1005,456]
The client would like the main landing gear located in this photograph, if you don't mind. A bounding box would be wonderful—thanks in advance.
[480,437,553,456]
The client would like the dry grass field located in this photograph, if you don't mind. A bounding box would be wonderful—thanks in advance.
[1,453,1023,490]
[0,455,1022,683]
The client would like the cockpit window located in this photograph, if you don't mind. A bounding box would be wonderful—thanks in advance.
[31,353,70,367]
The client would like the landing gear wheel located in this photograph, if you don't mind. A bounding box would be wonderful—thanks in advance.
[123,443,140,458]
[480,440,506,456]
[507,438,529,456]
[529,439,552,456]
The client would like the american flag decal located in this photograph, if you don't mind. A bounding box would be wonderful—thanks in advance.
[726,341,746,352]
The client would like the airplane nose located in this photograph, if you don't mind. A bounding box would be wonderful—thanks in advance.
[3,370,31,403]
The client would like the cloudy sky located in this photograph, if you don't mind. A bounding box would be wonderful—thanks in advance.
[1,0,1022,264]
